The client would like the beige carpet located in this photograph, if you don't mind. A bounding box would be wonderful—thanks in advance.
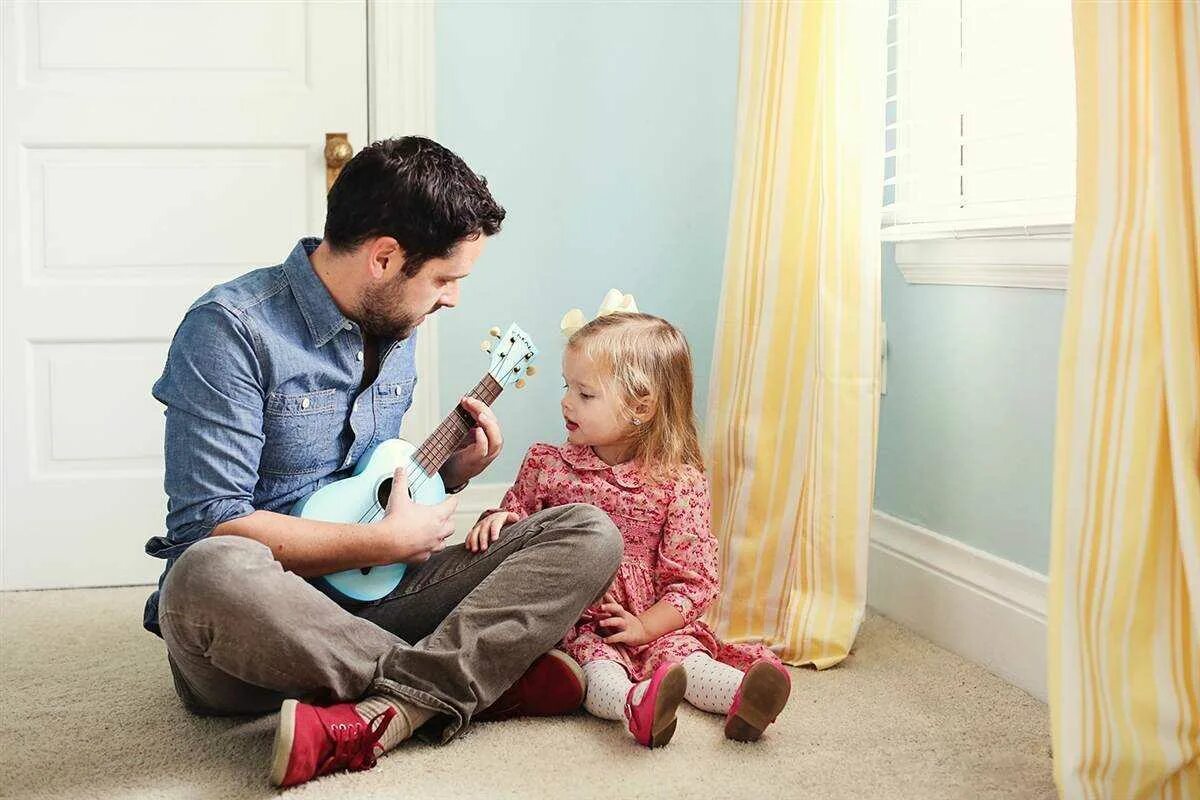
[0,586,1055,800]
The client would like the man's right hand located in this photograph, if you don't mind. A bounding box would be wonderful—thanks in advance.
[371,467,457,564]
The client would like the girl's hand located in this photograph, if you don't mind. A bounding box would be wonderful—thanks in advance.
[466,510,518,553]
[598,592,652,646]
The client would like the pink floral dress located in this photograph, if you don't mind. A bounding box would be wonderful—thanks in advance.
[495,443,779,682]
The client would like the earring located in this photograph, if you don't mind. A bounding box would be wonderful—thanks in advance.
[631,417,642,426]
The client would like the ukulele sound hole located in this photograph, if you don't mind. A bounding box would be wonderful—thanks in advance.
[364,475,408,577]
[375,475,417,509]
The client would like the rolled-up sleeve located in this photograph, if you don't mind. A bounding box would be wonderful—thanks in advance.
[144,303,264,560]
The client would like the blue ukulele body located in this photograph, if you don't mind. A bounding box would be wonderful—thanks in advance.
[290,322,538,603]
[291,438,445,602]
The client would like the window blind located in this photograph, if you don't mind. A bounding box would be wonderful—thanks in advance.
[882,0,1077,241]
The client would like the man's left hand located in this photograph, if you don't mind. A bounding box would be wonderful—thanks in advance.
[440,396,503,490]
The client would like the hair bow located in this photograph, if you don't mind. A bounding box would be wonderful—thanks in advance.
[560,289,639,338]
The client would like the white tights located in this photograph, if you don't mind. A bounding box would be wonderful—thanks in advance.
[581,652,745,720]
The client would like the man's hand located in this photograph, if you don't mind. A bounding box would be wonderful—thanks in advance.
[598,593,653,647]
[370,467,457,564]
[440,396,503,489]
[466,510,518,553]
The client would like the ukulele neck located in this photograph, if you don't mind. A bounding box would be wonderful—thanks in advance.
[413,374,503,477]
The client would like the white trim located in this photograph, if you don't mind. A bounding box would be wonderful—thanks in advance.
[897,262,1069,290]
[893,235,1071,290]
[367,0,439,439]
[880,219,1074,243]
[367,1,435,140]
[399,321,439,443]
[867,510,1049,701]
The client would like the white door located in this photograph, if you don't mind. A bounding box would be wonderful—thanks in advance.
[1,1,368,589]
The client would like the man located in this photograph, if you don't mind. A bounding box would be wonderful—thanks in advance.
[143,137,622,788]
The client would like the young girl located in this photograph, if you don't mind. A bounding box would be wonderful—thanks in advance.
[467,311,791,748]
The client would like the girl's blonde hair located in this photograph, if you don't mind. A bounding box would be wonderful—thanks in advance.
[567,312,704,482]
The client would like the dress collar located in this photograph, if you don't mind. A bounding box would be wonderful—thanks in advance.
[560,443,643,489]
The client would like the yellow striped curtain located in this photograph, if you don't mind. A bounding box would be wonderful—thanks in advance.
[705,1,887,667]
[1049,1,1200,797]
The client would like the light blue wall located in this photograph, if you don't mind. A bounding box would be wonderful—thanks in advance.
[875,244,1065,574]
[434,1,741,480]
[433,5,1061,575]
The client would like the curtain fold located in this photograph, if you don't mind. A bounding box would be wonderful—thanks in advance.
[1049,2,1200,796]
[705,0,887,667]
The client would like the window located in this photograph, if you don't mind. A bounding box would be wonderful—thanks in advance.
[882,0,1077,244]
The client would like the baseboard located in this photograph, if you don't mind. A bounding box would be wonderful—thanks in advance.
[867,510,1049,701]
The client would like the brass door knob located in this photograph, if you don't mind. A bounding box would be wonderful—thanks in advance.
[325,133,353,192]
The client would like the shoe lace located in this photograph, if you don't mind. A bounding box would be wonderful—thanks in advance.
[319,707,397,774]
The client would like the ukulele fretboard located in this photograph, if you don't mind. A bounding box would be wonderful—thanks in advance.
[414,374,503,477]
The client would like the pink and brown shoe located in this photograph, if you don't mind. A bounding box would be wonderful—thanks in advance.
[476,649,586,722]
[269,699,396,788]
[624,661,687,748]
[724,659,791,742]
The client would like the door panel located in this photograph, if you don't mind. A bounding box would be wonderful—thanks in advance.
[1,0,368,588]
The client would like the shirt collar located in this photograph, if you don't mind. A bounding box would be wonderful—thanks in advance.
[560,443,643,489]
[282,237,352,348]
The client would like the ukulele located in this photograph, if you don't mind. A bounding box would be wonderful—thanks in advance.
[292,322,538,602]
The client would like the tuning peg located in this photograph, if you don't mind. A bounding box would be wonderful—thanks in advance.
[489,326,502,338]
[480,340,492,353]
[526,365,537,376]
[515,379,527,389]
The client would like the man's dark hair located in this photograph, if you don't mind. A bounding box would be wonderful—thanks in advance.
[323,136,506,276]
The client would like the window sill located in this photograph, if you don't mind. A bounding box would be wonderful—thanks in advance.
[890,226,1071,291]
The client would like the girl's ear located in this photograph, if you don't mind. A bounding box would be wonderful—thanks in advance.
[632,392,657,424]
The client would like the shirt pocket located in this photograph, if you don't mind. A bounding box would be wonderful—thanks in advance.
[376,377,415,436]
[377,377,415,407]
[260,388,346,476]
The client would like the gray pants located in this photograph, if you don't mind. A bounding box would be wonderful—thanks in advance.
[157,503,622,742]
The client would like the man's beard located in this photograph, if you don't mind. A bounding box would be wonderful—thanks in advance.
[358,274,423,341]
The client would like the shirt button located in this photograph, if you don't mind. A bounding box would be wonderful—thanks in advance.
[356,351,363,362]
[300,397,311,410]
[394,385,402,396]
[343,322,353,331]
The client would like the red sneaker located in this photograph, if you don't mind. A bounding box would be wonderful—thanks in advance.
[724,659,791,742]
[476,649,586,722]
[624,661,687,748]
[269,699,396,788]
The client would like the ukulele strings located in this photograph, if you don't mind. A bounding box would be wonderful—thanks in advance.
[356,358,517,525]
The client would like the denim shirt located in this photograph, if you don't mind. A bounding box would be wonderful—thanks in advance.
[143,238,418,635]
